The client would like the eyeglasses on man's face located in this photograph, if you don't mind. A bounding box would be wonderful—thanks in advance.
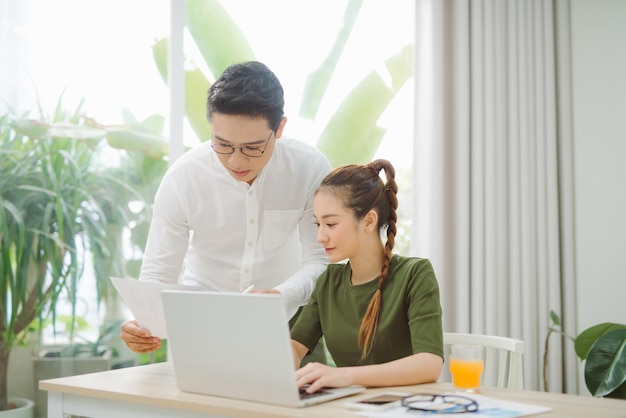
[210,130,274,158]
[401,394,478,414]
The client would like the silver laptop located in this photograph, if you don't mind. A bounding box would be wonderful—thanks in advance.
[161,290,365,407]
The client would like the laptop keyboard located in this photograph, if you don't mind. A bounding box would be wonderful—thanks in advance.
[300,385,330,399]
[299,386,331,400]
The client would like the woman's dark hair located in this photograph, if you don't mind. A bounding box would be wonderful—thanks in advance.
[317,159,398,359]
[206,61,284,131]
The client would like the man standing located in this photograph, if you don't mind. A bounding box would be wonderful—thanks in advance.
[121,61,331,360]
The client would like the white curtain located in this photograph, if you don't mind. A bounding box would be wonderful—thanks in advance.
[412,0,579,393]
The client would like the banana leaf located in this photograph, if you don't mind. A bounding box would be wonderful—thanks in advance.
[299,0,363,119]
[153,0,256,142]
[156,1,413,166]
[152,38,213,141]
[316,44,414,167]
[184,0,255,76]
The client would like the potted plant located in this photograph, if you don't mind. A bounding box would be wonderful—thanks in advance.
[544,311,626,398]
[0,103,144,413]
[33,317,123,418]
[10,107,169,418]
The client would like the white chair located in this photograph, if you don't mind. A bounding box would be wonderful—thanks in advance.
[442,332,525,390]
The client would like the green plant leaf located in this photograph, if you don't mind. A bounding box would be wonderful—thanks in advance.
[121,109,165,136]
[299,0,363,119]
[185,0,255,76]
[549,310,561,326]
[151,38,212,141]
[105,128,168,159]
[584,329,626,398]
[605,380,626,399]
[316,44,413,167]
[12,118,105,143]
[152,1,257,142]
[576,323,626,360]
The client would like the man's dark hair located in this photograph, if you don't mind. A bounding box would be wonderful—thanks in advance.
[206,61,284,131]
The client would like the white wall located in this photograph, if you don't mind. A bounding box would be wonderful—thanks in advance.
[571,0,626,331]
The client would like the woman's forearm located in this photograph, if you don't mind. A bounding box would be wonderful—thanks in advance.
[344,352,443,387]
[291,339,308,369]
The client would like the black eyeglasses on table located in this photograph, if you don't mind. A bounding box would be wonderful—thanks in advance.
[401,394,479,414]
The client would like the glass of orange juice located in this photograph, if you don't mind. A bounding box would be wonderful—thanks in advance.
[449,344,484,392]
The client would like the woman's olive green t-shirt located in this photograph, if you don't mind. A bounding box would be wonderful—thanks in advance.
[290,255,444,366]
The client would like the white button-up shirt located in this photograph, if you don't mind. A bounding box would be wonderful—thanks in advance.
[140,137,332,318]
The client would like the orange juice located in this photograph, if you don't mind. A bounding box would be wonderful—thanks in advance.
[449,358,484,390]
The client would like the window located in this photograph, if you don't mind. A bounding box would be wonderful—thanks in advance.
[2,0,415,345]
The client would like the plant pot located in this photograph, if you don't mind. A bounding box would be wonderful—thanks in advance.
[8,346,35,405]
[0,397,34,418]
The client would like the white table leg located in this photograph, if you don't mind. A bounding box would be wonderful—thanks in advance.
[47,391,65,418]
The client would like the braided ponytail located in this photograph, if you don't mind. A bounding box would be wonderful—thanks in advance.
[356,159,398,359]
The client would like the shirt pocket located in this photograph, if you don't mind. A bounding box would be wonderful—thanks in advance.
[263,209,302,250]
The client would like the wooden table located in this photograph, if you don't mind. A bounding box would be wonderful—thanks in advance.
[39,362,626,418]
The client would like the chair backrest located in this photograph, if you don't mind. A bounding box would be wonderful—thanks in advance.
[442,332,525,390]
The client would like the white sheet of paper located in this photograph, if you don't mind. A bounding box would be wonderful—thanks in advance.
[357,393,551,417]
[110,277,202,338]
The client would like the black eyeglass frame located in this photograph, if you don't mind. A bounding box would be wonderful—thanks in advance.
[401,393,479,414]
[210,130,274,158]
